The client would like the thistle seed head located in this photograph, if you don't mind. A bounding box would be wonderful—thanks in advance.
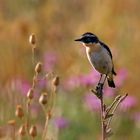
[29,33,36,45]
[29,125,37,138]
[15,105,24,119]
[19,125,26,136]
[52,76,59,86]
[35,62,42,74]
[39,93,48,105]
[27,88,34,100]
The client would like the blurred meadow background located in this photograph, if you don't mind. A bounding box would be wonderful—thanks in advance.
[0,0,140,139]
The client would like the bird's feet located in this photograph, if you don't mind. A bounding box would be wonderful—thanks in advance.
[96,83,103,90]
[96,83,103,98]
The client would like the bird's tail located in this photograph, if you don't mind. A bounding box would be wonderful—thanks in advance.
[107,79,115,88]
[107,74,115,88]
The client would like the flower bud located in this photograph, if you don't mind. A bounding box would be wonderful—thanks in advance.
[29,125,37,138]
[29,34,36,45]
[27,88,34,100]
[35,62,42,74]
[8,120,16,126]
[19,125,26,136]
[39,93,48,105]
[15,105,24,119]
[52,76,59,86]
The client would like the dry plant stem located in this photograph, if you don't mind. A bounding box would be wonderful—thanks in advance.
[95,84,106,140]
[26,101,31,140]
[32,46,36,66]
[48,82,57,118]
[106,95,122,116]
[92,83,128,140]
[41,105,49,140]
[100,94,106,140]
[50,86,56,112]
[42,80,57,140]
[106,93,128,130]
[91,88,106,140]
[42,114,49,140]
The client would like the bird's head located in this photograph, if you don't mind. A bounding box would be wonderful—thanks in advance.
[75,32,99,46]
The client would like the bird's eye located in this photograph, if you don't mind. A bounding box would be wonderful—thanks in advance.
[84,38,91,43]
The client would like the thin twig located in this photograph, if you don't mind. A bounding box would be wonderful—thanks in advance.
[105,95,122,116]
[32,46,37,66]
[96,84,106,140]
[26,100,31,140]
[100,94,106,140]
[106,93,128,129]
[42,114,49,140]
[92,78,128,140]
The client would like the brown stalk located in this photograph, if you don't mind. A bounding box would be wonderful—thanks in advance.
[91,85,106,140]
[100,94,106,140]
[42,114,49,140]
[91,85,128,140]
[25,33,38,139]
[106,93,128,130]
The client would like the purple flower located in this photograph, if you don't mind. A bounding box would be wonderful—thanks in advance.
[132,113,140,126]
[64,75,82,90]
[30,104,40,119]
[104,87,115,97]
[37,78,47,89]
[54,117,69,129]
[44,51,58,72]
[80,71,99,87]
[64,71,99,91]
[9,78,31,96]
[21,80,31,95]
[115,68,128,87]
[119,96,137,111]
[84,93,100,112]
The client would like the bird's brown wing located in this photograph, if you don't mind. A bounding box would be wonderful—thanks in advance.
[99,41,112,59]
[99,41,117,75]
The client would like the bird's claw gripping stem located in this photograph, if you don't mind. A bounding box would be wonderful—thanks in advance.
[96,83,104,98]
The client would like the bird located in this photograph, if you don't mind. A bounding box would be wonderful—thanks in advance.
[75,32,116,88]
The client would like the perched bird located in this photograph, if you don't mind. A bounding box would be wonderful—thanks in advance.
[75,32,116,88]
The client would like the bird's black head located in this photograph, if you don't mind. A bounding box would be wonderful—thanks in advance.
[75,32,99,44]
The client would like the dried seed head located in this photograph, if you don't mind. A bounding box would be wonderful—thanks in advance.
[8,120,16,126]
[39,93,48,105]
[29,125,37,138]
[29,34,36,45]
[15,105,24,119]
[19,125,26,136]
[35,62,42,74]
[52,76,59,86]
[27,88,34,100]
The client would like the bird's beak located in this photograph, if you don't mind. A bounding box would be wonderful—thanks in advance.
[74,38,83,42]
